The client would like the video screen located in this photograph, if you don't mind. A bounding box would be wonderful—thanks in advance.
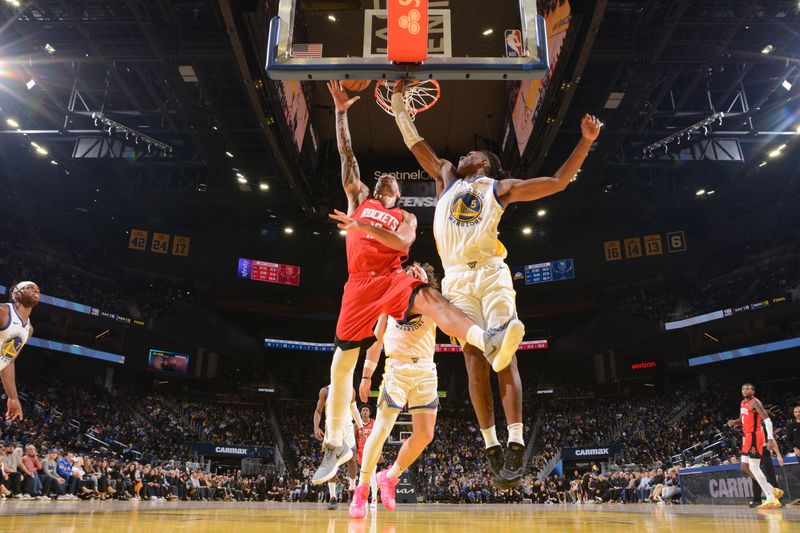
[147,349,190,375]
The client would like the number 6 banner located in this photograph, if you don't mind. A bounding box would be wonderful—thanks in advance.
[388,0,428,63]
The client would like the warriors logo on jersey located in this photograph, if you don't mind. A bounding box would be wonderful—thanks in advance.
[449,191,484,226]
[395,315,424,332]
[1,336,23,364]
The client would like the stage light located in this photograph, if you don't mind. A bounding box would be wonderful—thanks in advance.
[50,160,58,165]
[328,15,337,22]
[522,227,532,235]
[482,29,493,36]
[237,176,247,184]
[26,79,36,90]
[768,149,782,158]
[783,80,793,91]
[284,227,294,234]
[225,151,234,158]
[758,161,767,167]
[236,172,245,178]
[6,118,19,128]
[761,44,774,55]
[695,189,706,196]
[339,230,347,236]
[707,190,715,195]
[796,125,800,133]
[44,44,56,54]
[35,146,48,156]
[537,209,547,217]
[259,183,269,191]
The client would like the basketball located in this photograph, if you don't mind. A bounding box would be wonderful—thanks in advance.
[341,79,372,92]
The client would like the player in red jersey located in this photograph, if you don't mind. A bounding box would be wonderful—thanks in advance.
[727,383,783,509]
[312,82,523,484]
[356,405,378,509]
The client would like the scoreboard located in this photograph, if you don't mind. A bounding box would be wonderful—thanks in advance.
[237,258,301,286]
[523,259,575,285]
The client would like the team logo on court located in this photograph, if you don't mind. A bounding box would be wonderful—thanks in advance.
[396,315,424,332]
[449,191,484,227]
[0,336,23,363]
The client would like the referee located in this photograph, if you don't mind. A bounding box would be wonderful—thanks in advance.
[789,406,800,457]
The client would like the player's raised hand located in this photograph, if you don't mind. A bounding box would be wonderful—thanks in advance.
[393,78,410,95]
[327,81,360,112]
[329,209,363,232]
[581,113,603,142]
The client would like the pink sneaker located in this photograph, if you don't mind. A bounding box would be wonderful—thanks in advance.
[376,470,400,511]
[348,484,369,519]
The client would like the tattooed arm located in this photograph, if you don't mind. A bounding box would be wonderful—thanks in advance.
[328,81,369,215]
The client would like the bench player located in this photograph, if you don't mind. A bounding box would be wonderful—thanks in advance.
[390,81,601,487]
[1,282,39,423]
[312,82,523,484]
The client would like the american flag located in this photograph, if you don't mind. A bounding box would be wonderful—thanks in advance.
[292,43,323,58]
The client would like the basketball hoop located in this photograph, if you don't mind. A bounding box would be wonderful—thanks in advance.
[375,79,440,120]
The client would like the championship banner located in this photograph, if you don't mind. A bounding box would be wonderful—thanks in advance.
[679,458,799,505]
[190,443,272,458]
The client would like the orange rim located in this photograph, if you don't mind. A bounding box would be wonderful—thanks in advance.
[375,79,441,116]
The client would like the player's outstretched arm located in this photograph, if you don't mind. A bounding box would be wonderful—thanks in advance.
[361,314,388,403]
[390,81,456,197]
[328,81,369,214]
[753,399,778,449]
[496,114,602,205]
[329,209,417,252]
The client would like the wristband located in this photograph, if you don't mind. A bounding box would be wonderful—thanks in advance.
[364,359,377,372]
[764,418,774,440]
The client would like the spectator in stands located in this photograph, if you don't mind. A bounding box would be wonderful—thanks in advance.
[40,449,64,498]
[21,445,43,498]
[2,443,23,497]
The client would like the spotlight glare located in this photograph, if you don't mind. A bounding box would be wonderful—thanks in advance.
[6,118,19,128]
[695,189,706,196]
[284,227,294,234]
[35,146,48,156]
[50,160,58,165]
[522,227,532,235]
[26,79,36,90]
[44,43,56,54]
[783,80,793,91]
[339,230,347,236]
[768,149,782,158]
[236,172,245,178]
[225,151,234,158]
[328,15,337,22]
[537,209,547,217]
[482,28,493,36]
[237,176,247,184]
[707,190,715,195]
[761,44,774,54]
[758,161,767,167]
[259,183,269,191]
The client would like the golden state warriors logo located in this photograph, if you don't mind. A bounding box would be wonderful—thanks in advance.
[396,315,424,332]
[1,337,23,364]
[449,191,483,227]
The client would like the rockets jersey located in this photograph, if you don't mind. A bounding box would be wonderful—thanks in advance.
[740,398,763,435]
[433,177,507,271]
[357,419,374,452]
[346,198,409,274]
[0,303,31,372]
[383,314,436,364]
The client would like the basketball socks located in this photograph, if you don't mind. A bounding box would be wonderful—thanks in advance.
[507,423,524,446]
[328,482,337,500]
[749,460,777,501]
[481,426,500,449]
[348,477,356,491]
[387,462,405,479]
[370,472,378,502]
[466,326,486,352]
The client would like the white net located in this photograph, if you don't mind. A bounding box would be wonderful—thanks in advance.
[375,80,440,120]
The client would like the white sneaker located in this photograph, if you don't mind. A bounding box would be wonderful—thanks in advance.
[19,494,32,500]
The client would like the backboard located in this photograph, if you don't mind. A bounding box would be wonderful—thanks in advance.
[266,0,548,81]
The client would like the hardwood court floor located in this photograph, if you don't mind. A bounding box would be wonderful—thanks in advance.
[0,501,797,533]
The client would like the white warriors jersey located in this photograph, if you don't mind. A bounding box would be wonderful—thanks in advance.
[0,303,31,372]
[434,176,507,271]
[383,314,436,363]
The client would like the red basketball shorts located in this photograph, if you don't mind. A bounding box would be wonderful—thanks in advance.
[335,269,426,343]
[741,431,765,459]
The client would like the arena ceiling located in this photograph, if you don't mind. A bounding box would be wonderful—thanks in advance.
[0,0,798,237]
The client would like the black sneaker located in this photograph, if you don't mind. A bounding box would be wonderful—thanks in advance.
[499,442,526,488]
[328,496,338,510]
[486,445,512,489]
